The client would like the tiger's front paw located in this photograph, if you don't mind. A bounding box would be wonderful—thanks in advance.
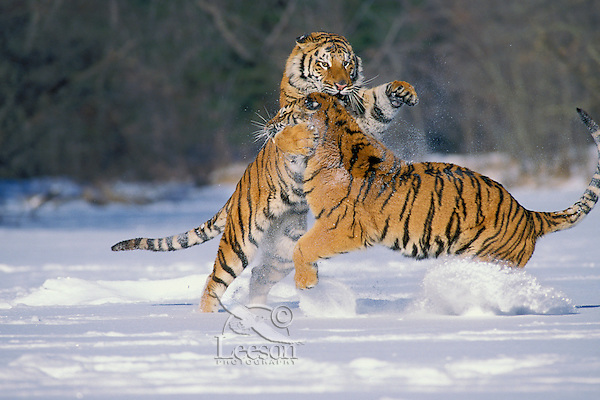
[386,80,418,108]
[273,123,318,156]
[294,263,318,289]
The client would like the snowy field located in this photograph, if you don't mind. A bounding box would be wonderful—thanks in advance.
[0,179,599,399]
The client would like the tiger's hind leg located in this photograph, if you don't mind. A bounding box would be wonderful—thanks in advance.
[249,211,307,304]
[198,224,263,312]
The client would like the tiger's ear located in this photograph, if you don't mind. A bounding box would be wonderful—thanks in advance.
[296,33,310,44]
[296,32,318,46]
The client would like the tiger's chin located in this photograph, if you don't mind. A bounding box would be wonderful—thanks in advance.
[323,88,352,100]
[334,92,347,101]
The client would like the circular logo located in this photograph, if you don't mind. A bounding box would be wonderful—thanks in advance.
[271,305,294,329]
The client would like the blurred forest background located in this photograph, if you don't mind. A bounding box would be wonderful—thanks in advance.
[1,0,599,185]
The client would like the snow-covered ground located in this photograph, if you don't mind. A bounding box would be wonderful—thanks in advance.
[0,179,599,399]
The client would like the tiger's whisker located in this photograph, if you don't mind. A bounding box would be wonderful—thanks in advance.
[362,74,379,86]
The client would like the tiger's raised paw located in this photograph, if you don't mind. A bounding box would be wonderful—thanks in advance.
[273,122,318,156]
[294,264,319,289]
[386,80,418,108]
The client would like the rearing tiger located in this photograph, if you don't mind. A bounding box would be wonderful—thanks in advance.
[111,32,418,311]
[271,93,600,290]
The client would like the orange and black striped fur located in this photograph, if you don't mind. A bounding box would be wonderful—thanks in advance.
[111,32,418,312]
[273,93,600,289]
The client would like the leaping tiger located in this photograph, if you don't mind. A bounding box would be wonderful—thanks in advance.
[111,32,418,311]
[271,93,600,289]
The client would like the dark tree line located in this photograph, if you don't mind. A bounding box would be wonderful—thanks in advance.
[1,0,599,184]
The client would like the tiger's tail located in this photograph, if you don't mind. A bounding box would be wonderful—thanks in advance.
[537,108,600,235]
[111,199,230,252]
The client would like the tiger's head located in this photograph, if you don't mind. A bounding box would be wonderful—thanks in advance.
[280,32,364,107]
[264,92,345,141]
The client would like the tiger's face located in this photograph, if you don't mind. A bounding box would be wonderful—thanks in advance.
[265,93,341,140]
[285,32,364,102]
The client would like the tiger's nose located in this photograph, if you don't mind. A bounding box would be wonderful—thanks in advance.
[335,81,347,91]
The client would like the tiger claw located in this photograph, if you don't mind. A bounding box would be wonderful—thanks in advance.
[386,80,419,108]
